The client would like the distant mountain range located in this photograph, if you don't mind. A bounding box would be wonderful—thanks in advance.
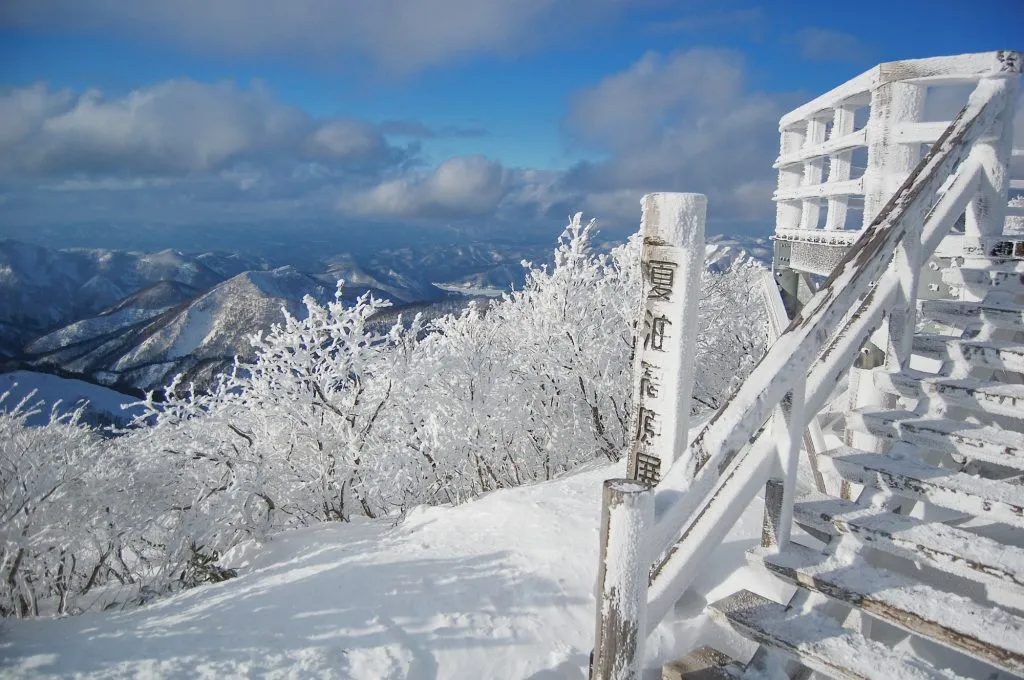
[0,234,771,394]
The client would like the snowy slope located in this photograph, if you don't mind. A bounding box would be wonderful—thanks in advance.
[0,370,143,427]
[704,235,773,271]
[24,267,330,392]
[0,460,776,679]
[0,239,260,356]
[25,281,199,356]
[114,267,327,365]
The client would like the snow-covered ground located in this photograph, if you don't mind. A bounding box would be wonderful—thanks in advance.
[0,458,779,679]
[0,370,142,426]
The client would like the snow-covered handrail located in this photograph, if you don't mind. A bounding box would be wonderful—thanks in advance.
[589,54,1020,680]
[644,73,1014,618]
[775,50,1021,237]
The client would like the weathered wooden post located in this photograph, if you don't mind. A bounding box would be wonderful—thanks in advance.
[625,193,707,485]
[590,479,655,680]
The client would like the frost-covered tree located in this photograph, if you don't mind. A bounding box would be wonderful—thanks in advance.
[0,393,134,616]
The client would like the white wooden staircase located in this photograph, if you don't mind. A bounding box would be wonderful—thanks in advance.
[589,51,1024,680]
[706,258,1024,679]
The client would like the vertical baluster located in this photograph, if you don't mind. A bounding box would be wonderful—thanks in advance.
[826,104,857,230]
[887,217,922,373]
[776,126,806,231]
[800,118,828,230]
[764,378,807,551]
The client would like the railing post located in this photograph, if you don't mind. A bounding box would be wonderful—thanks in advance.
[768,378,806,550]
[760,271,829,494]
[845,79,924,454]
[625,193,706,485]
[964,62,1020,270]
[862,81,925,228]
[591,479,655,680]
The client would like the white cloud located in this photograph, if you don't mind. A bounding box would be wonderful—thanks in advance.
[560,48,792,228]
[1,0,637,73]
[306,120,387,160]
[0,80,407,176]
[569,49,747,150]
[0,82,75,149]
[0,48,800,236]
[342,155,510,219]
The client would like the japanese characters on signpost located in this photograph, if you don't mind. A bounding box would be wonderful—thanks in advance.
[625,193,707,486]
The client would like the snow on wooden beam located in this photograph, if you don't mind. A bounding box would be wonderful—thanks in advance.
[920,298,1024,330]
[778,52,1022,139]
[662,646,743,679]
[747,543,1024,676]
[818,446,1024,527]
[708,589,964,680]
[847,407,1024,469]
[874,370,1024,420]
[780,75,876,128]
[793,492,1024,590]
[774,128,867,169]
[773,228,861,246]
[774,177,864,202]
[912,335,1024,373]
[779,51,1021,128]
[895,121,952,145]
[625,193,706,484]
[880,50,1023,84]
[966,69,1020,245]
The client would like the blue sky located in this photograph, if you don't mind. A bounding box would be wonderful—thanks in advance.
[0,0,1021,247]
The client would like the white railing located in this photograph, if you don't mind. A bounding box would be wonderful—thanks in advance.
[589,51,1020,680]
[773,50,1023,290]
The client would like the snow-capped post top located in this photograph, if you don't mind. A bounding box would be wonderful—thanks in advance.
[626,192,706,486]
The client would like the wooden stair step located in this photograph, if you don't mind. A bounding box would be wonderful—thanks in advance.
[919,298,1024,330]
[792,492,1024,590]
[912,334,1024,373]
[818,446,1024,527]
[847,408,1024,469]
[707,589,968,680]
[747,542,1024,676]
[873,370,1024,419]
[662,646,743,679]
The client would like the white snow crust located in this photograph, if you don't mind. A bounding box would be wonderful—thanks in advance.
[0,460,769,679]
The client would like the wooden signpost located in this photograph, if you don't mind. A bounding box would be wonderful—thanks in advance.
[592,193,707,680]
[625,193,707,486]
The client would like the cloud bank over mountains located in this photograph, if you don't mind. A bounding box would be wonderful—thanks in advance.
[0,80,408,177]
[0,44,795,236]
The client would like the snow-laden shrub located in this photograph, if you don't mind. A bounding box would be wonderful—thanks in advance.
[130,214,768,530]
[0,393,132,617]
